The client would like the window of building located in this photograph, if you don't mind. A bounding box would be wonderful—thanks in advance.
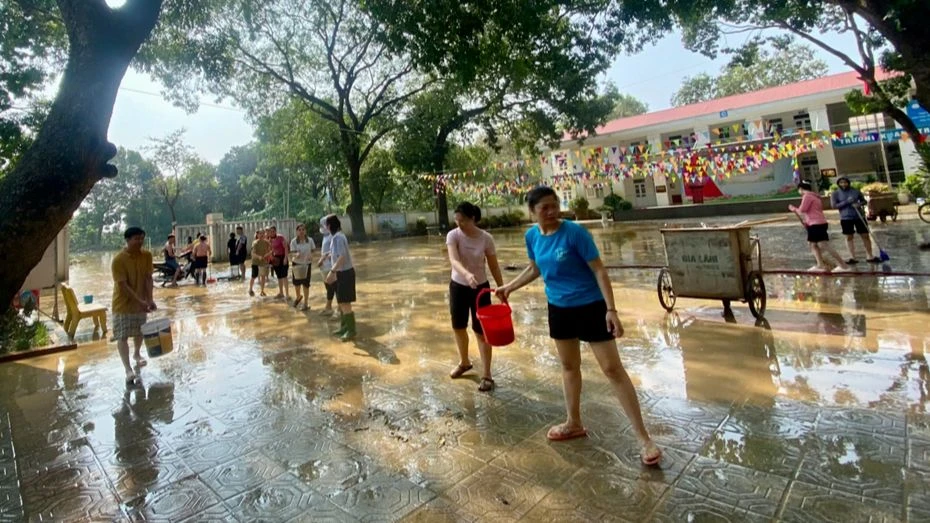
[793,112,812,131]
[715,123,748,141]
[634,179,647,199]
[850,113,887,132]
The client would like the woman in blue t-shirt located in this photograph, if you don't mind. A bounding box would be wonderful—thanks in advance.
[497,186,661,466]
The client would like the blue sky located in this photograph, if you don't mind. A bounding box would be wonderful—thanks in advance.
[107,32,862,164]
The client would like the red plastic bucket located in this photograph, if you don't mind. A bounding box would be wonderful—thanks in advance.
[476,288,515,346]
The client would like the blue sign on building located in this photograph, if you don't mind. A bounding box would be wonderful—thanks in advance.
[907,99,930,128]
[832,126,930,148]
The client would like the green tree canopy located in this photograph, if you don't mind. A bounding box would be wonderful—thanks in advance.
[671,37,828,106]
[602,82,649,120]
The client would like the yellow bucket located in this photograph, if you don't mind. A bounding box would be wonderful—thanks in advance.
[141,318,174,358]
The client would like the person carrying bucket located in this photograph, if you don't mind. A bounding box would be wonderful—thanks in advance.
[111,226,157,386]
[496,186,662,466]
[446,202,505,392]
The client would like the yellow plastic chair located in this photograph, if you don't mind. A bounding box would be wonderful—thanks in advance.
[61,283,108,339]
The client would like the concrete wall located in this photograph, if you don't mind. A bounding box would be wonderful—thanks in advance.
[612,196,824,222]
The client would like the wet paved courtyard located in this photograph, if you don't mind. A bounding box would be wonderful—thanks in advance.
[3,210,930,521]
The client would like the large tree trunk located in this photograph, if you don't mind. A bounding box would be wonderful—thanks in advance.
[844,0,930,112]
[346,162,367,241]
[432,153,450,230]
[0,1,163,311]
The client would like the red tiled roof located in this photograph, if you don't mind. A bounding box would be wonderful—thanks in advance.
[575,70,891,140]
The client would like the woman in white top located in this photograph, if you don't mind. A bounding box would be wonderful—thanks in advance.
[317,216,337,317]
[289,224,316,310]
[447,202,504,392]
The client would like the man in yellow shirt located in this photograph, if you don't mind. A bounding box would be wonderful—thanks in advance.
[112,227,156,385]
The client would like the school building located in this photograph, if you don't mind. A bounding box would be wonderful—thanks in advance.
[543,71,928,209]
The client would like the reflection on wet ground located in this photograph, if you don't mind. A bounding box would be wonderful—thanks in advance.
[3,211,930,521]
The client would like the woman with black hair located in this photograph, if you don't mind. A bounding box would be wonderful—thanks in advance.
[446,202,504,392]
[497,186,661,465]
[323,215,357,341]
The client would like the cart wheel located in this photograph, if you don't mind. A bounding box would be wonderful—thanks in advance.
[746,271,766,319]
[879,213,887,223]
[891,210,898,222]
[657,268,676,311]
[919,203,930,224]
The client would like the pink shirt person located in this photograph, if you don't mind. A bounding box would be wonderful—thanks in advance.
[446,228,496,286]
[796,191,827,226]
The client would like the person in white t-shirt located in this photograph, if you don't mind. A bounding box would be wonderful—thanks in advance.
[446,202,504,392]
[289,223,316,311]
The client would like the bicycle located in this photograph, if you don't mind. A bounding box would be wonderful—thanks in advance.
[920,173,930,224]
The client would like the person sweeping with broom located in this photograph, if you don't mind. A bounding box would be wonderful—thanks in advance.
[790,181,851,273]
[831,177,880,264]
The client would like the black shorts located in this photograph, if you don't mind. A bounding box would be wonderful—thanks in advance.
[335,268,357,304]
[548,300,614,343]
[840,218,868,235]
[449,280,491,334]
[325,280,336,301]
[272,256,289,278]
[193,256,209,269]
[806,223,830,243]
[251,264,259,278]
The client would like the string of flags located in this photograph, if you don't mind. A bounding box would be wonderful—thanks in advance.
[417,128,923,197]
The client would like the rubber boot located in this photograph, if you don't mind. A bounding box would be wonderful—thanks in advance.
[332,313,347,336]
[339,313,356,342]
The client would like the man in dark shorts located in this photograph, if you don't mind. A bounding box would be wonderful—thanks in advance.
[226,232,238,279]
[830,177,878,263]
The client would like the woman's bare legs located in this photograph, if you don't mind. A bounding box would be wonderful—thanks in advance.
[553,339,584,431]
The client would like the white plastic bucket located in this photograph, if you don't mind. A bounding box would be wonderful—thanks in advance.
[140,318,174,358]
[291,264,309,280]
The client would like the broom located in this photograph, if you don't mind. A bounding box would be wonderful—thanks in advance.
[853,205,890,262]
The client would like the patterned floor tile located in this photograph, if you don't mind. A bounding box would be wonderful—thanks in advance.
[453,406,553,462]
[674,456,790,517]
[540,468,667,521]
[224,471,347,522]
[488,441,580,489]
[329,470,436,522]
[701,410,810,477]
[177,501,239,523]
[21,484,124,522]
[174,434,254,474]
[650,490,772,523]
[905,469,930,515]
[521,490,630,523]
[396,445,486,492]
[102,448,195,503]
[0,486,23,521]
[200,450,287,501]
[818,408,907,439]
[443,464,551,521]
[631,397,728,454]
[796,430,906,503]
[260,430,342,471]
[910,437,930,474]
[400,496,477,523]
[123,476,223,522]
[288,444,381,497]
[778,480,904,523]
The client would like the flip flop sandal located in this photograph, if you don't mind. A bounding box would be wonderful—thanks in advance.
[478,377,495,392]
[546,424,588,441]
[449,363,473,379]
[641,440,662,466]
[125,374,141,387]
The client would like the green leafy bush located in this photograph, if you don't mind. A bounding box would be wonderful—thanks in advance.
[0,307,50,355]
[479,211,525,229]
[902,173,928,199]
